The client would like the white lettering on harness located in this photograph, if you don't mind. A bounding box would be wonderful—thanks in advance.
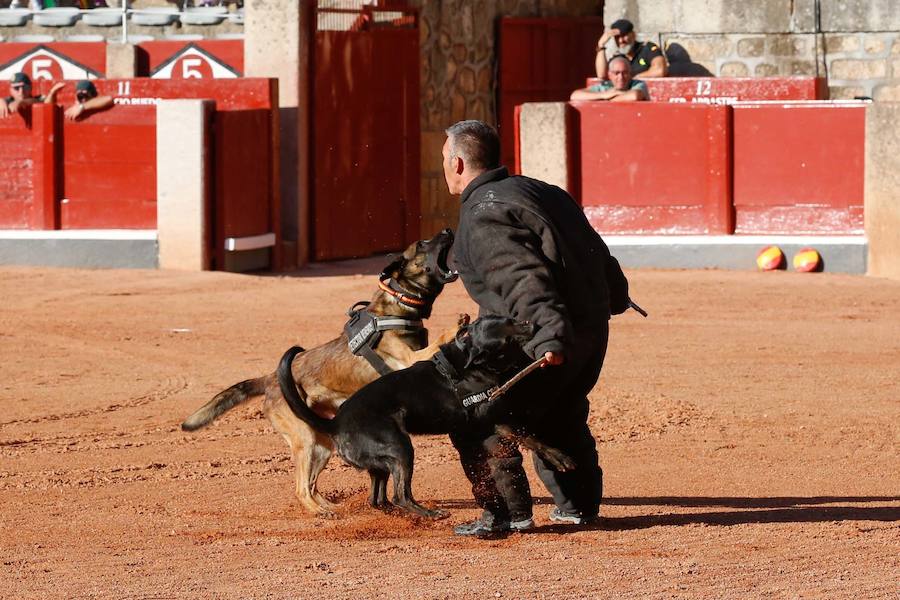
[348,320,376,353]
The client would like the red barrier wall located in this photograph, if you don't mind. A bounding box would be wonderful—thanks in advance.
[0,104,57,229]
[28,77,281,266]
[571,102,733,234]
[60,106,156,229]
[37,78,276,110]
[585,76,827,104]
[732,101,865,234]
[0,78,282,269]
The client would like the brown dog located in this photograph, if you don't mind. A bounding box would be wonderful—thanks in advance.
[181,230,461,514]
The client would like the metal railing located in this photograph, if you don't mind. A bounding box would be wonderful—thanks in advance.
[2,4,242,44]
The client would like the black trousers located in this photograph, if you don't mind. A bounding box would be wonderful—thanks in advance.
[450,324,608,520]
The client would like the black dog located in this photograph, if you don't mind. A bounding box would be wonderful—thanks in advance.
[277,316,574,519]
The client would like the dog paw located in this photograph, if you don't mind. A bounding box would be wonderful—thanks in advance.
[428,509,450,520]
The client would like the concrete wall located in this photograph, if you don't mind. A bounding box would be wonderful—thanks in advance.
[605,0,900,100]
[244,0,307,268]
[410,0,600,236]
[156,100,213,271]
[864,102,900,280]
[517,102,571,192]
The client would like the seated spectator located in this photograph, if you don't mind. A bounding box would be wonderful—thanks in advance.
[0,73,44,119]
[570,55,649,102]
[45,80,114,121]
[596,18,667,80]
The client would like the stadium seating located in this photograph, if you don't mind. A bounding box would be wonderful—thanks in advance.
[0,3,243,40]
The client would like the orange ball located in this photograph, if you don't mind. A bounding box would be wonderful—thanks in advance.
[793,248,822,272]
[756,246,785,271]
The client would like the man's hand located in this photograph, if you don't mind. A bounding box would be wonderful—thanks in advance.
[597,27,620,50]
[542,351,564,366]
[48,82,66,95]
[65,103,85,122]
[0,99,9,119]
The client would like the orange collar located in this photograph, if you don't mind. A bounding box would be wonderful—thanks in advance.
[378,278,427,307]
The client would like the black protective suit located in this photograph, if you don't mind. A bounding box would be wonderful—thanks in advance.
[451,166,613,521]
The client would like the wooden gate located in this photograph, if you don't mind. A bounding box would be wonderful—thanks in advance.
[311,1,420,261]
[497,17,604,172]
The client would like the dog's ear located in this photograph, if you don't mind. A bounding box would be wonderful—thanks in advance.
[454,323,471,345]
[402,240,420,261]
[380,256,404,280]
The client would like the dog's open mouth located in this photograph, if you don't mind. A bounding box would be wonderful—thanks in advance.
[436,244,459,283]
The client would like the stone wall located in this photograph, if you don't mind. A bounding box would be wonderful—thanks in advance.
[605,0,900,101]
[410,0,600,236]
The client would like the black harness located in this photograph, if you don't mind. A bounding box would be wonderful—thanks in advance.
[431,349,499,409]
[344,301,425,376]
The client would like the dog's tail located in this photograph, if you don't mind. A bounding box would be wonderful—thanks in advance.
[181,374,273,432]
[277,346,337,436]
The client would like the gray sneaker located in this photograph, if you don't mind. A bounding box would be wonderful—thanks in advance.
[549,507,597,525]
[509,516,534,531]
[453,517,511,537]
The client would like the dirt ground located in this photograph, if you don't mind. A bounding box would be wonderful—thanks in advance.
[1,262,898,599]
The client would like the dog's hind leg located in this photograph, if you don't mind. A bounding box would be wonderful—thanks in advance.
[307,434,338,511]
[387,435,448,520]
[264,394,326,515]
[367,469,389,509]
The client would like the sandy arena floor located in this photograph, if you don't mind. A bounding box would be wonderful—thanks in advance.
[1,263,898,599]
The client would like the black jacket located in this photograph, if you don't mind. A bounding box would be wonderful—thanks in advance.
[454,167,612,359]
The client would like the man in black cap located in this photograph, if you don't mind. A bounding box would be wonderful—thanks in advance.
[0,73,44,119]
[596,18,666,81]
[45,79,113,121]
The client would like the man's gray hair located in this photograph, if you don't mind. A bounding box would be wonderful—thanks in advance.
[608,54,632,70]
[445,120,500,171]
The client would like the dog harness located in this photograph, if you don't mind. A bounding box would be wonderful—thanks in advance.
[433,351,548,409]
[431,350,500,408]
[344,301,424,376]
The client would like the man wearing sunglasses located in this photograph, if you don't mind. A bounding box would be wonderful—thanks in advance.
[45,79,114,121]
[0,73,44,119]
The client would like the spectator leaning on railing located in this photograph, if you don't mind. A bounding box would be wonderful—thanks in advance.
[0,73,45,119]
[570,55,649,102]
[596,18,666,80]
[44,80,114,121]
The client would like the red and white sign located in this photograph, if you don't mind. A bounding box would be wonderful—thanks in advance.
[149,43,240,79]
[0,45,103,82]
[584,76,826,104]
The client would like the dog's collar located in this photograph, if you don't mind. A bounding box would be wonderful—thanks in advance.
[431,349,499,409]
[431,349,461,381]
[378,276,429,308]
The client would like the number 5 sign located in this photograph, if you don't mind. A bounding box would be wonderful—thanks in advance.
[150,44,240,79]
[0,45,103,82]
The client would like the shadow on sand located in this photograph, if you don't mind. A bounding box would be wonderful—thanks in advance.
[434,495,900,535]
